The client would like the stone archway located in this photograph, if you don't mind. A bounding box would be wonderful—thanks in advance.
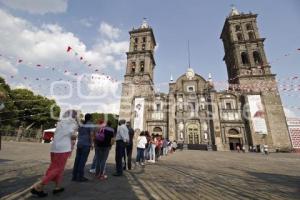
[153,127,162,135]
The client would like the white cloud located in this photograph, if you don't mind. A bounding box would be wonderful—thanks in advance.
[99,22,121,40]
[284,107,299,118]
[79,18,93,28]
[97,101,120,114]
[0,9,128,71]
[0,58,18,78]
[0,0,68,14]
[86,74,119,96]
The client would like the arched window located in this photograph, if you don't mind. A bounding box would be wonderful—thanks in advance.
[241,52,249,65]
[253,51,262,64]
[134,37,138,43]
[153,127,162,132]
[237,33,243,41]
[248,32,255,40]
[246,23,253,30]
[140,61,145,72]
[131,62,136,73]
[142,44,145,50]
[235,25,241,31]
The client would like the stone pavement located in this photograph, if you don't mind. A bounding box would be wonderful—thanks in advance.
[1,141,300,200]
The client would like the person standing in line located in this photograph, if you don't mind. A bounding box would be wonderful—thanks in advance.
[162,138,169,156]
[236,145,241,153]
[113,119,129,176]
[144,131,151,161]
[135,131,147,166]
[72,113,94,182]
[30,110,79,198]
[172,140,177,152]
[89,119,106,174]
[95,120,115,180]
[149,134,156,163]
[123,121,134,170]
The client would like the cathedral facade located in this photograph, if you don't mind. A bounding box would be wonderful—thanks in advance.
[119,8,292,152]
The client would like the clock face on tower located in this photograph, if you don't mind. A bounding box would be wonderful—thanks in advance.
[186,68,195,80]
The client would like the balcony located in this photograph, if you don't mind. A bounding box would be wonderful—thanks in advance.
[150,111,166,121]
[221,109,241,121]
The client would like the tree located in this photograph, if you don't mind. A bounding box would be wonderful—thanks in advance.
[0,77,60,129]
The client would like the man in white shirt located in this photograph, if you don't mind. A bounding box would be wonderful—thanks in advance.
[113,119,129,176]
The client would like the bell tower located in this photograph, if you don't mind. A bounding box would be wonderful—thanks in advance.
[220,7,291,151]
[119,19,156,125]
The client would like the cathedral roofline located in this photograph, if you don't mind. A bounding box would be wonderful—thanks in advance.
[129,27,157,46]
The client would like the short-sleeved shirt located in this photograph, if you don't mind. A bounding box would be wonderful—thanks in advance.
[97,126,114,147]
[51,118,78,153]
[77,121,93,147]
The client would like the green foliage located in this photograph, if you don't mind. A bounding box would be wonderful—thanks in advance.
[89,112,119,130]
[0,77,60,129]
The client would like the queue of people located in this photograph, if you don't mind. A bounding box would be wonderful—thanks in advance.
[30,111,179,198]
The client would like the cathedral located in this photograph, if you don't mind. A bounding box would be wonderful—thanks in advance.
[119,8,292,152]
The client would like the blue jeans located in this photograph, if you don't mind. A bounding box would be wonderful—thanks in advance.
[163,147,168,156]
[136,148,145,163]
[72,145,90,179]
[90,151,97,170]
[95,146,111,176]
[149,144,156,161]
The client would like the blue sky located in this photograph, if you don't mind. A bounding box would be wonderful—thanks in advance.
[0,0,299,116]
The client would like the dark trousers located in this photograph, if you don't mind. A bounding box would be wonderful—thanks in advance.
[136,148,145,163]
[96,146,111,176]
[124,144,133,170]
[72,145,90,179]
[115,140,126,175]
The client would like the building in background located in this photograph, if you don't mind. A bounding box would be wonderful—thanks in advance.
[119,8,292,152]
[287,118,300,152]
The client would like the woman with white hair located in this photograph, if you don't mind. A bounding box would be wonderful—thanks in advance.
[30,110,79,198]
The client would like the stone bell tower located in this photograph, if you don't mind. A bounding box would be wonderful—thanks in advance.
[119,19,156,130]
[220,7,291,151]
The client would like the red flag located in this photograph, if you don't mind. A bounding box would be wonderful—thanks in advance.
[80,57,83,60]
[64,70,68,73]
[10,75,14,78]
[95,69,99,72]
[36,64,41,67]
[88,64,92,67]
[74,73,78,76]
[67,46,72,52]
[297,48,300,51]
[18,59,23,63]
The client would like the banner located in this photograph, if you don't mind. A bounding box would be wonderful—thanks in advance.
[248,95,268,134]
[287,118,300,149]
[133,97,144,131]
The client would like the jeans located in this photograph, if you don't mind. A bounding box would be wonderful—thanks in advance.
[95,146,111,176]
[136,148,145,163]
[149,144,156,161]
[115,140,126,175]
[123,144,133,170]
[90,150,97,170]
[163,147,168,156]
[72,145,90,179]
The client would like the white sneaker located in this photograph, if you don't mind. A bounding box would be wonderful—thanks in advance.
[89,169,96,174]
[141,162,145,166]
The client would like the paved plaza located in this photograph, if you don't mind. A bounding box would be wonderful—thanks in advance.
[0,141,300,200]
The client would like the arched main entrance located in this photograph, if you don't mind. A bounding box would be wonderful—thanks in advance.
[153,127,162,135]
[228,129,241,150]
[186,124,200,144]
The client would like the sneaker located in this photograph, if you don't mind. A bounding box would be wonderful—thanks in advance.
[112,173,122,177]
[141,162,145,166]
[89,169,96,174]
[98,174,108,180]
[78,177,89,182]
[30,188,48,198]
[53,188,65,195]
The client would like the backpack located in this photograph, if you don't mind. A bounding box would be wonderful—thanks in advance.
[96,127,105,142]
